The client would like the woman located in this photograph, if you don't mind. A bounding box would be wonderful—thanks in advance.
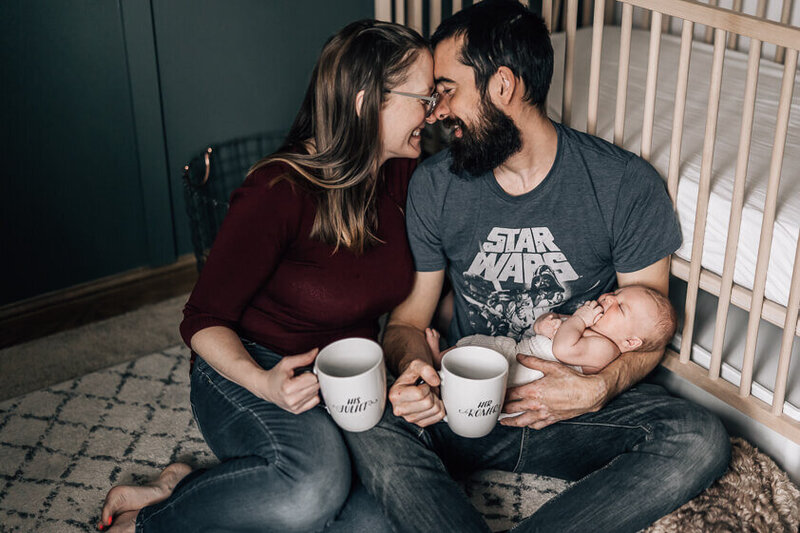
[98,19,436,532]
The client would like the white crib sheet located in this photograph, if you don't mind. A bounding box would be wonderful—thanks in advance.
[549,27,800,307]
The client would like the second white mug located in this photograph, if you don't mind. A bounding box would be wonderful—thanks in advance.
[439,346,509,438]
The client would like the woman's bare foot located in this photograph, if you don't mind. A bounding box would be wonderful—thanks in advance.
[105,510,137,533]
[99,463,191,530]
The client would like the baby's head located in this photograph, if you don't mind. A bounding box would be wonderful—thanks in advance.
[592,285,677,353]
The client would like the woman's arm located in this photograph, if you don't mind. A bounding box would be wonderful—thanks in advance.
[191,326,320,414]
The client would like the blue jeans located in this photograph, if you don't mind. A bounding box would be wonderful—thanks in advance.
[136,340,392,532]
[345,383,730,533]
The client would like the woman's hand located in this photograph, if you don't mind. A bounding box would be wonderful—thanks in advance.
[260,349,322,414]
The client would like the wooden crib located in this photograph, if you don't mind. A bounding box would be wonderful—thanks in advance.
[379,0,800,449]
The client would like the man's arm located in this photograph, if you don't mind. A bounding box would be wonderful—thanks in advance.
[502,256,671,429]
[596,256,671,398]
[383,270,448,427]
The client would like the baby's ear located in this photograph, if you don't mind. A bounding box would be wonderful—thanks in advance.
[624,337,643,351]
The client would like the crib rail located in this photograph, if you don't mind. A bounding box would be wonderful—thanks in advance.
[379,0,800,443]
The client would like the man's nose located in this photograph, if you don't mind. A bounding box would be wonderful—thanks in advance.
[427,97,450,124]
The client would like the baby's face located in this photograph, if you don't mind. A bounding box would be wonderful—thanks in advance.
[592,287,658,346]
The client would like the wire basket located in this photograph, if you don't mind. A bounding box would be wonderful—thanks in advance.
[182,130,287,271]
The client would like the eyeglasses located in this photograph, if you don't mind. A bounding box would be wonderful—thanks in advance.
[387,90,439,117]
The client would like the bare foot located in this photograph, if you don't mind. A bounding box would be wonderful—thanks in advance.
[99,463,191,529]
[105,510,137,533]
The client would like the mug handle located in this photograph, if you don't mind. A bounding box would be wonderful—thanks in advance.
[295,364,327,409]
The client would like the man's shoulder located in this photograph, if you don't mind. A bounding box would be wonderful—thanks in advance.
[416,148,456,176]
[557,123,636,167]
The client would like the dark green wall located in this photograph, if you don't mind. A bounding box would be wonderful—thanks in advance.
[1,0,372,306]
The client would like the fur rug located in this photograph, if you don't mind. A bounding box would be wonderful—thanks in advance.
[644,438,800,533]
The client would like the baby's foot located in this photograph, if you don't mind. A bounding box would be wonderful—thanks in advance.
[99,463,191,529]
[425,327,442,364]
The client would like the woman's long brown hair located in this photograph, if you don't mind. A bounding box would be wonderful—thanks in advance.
[249,20,428,252]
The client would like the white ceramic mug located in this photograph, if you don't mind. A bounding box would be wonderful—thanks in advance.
[439,346,509,438]
[314,338,386,432]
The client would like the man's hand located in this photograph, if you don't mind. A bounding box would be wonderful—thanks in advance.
[573,300,603,328]
[388,359,445,427]
[500,354,607,429]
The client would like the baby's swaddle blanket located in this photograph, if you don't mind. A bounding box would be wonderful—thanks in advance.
[455,334,582,386]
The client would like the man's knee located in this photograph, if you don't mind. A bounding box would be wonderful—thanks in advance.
[247,459,351,532]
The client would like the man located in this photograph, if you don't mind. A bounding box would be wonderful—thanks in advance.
[345,2,730,531]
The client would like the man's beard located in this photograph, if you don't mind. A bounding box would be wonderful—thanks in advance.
[446,97,522,177]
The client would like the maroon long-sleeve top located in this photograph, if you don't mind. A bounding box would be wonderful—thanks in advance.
[180,157,416,357]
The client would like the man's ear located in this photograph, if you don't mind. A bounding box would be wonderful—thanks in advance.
[624,337,643,351]
[492,66,516,106]
[355,89,365,118]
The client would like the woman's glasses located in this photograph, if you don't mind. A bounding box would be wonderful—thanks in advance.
[387,90,439,117]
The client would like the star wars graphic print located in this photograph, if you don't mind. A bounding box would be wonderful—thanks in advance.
[462,227,579,340]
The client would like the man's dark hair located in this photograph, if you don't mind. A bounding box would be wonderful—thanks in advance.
[431,0,553,112]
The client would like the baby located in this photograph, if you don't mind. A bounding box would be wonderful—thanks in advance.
[428,285,676,381]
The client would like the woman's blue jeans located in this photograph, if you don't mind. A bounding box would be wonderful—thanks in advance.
[345,382,731,533]
[135,340,392,532]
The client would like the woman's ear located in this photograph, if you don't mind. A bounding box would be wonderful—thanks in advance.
[355,89,365,118]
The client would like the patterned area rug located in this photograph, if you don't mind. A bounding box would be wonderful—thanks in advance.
[1,346,797,532]
[0,345,567,532]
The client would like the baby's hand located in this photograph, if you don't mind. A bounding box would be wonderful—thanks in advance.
[534,313,562,338]
[574,300,603,328]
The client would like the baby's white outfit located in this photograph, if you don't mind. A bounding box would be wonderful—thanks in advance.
[455,334,583,386]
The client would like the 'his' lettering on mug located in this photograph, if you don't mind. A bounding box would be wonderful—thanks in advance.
[314,338,386,432]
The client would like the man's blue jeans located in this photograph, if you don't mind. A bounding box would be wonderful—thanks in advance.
[345,382,730,533]
[135,340,392,532]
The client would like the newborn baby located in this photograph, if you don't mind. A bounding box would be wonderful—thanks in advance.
[431,285,676,379]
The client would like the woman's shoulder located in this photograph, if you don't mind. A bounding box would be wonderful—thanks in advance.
[383,157,418,207]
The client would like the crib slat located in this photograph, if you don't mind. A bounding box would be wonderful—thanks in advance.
[452,0,462,14]
[709,41,762,380]
[587,0,606,135]
[562,0,579,126]
[775,0,794,63]
[543,0,553,32]
[395,0,405,25]
[375,0,392,22]
[740,48,798,397]
[429,0,442,36]
[667,21,694,204]
[641,10,663,162]
[704,0,719,44]
[728,0,743,49]
[408,0,423,35]
[614,3,634,146]
[680,28,727,365]
[773,232,800,415]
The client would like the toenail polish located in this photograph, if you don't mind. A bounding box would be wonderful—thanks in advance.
[108,516,113,525]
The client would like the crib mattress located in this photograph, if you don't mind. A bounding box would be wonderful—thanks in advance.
[549,27,800,420]
[549,27,800,308]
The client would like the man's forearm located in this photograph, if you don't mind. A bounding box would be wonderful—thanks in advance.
[382,323,435,377]
[596,347,663,402]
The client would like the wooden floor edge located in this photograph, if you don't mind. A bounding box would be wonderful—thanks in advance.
[661,349,800,444]
[0,254,198,349]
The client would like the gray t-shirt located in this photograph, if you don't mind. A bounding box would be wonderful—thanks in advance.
[407,122,682,343]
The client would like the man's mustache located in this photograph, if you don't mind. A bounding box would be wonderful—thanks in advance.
[441,117,467,132]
